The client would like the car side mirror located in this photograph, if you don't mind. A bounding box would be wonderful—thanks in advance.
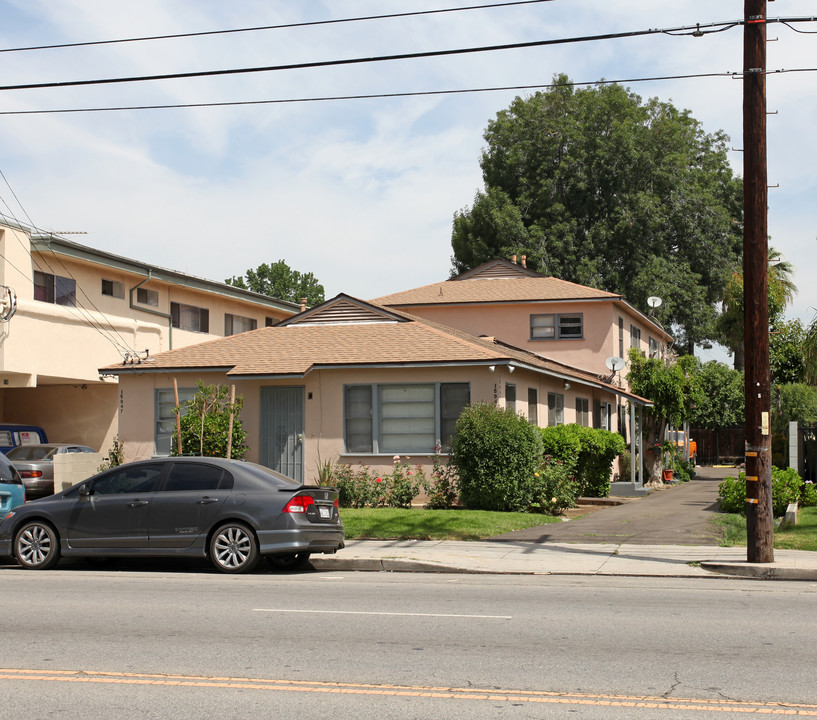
[79,483,91,498]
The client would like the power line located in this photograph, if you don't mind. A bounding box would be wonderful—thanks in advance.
[1,69,814,116]
[0,23,741,93]
[0,73,739,116]
[0,1,557,54]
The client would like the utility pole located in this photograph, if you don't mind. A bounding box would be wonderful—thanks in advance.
[743,0,774,562]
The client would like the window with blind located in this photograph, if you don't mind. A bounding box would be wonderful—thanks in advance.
[344,383,469,454]
[530,313,583,340]
[224,313,257,336]
[547,392,564,426]
[171,302,209,333]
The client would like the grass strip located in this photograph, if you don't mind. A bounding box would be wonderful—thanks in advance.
[340,507,560,541]
[713,506,817,551]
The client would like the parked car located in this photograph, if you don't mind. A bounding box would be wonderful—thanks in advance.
[6,444,96,500]
[0,452,25,516]
[0,456,344,574]
[0,424,48,455]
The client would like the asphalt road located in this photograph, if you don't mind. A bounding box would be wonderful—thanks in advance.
[494,465,734,545]
[1,565,815,719]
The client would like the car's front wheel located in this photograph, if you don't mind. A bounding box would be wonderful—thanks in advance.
[15,521,61,570]
[209,523,259,573]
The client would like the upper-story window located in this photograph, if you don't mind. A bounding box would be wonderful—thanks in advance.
[101,279,124,299]
[34,271,75,307]
[649,336,659,358]
[630,324,642,349]
[530,313,583,340]
[136,287,159,306]
[171,302,209,333]
[225,313,257,336]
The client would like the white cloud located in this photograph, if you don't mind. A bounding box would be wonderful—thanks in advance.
[0,0,814,329]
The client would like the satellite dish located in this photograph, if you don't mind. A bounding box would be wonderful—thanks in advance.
[605,356,626,372]
[647,296,663,308]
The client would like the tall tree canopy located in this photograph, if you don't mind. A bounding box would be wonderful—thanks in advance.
[452,75,744,353]
[226,259,325,307]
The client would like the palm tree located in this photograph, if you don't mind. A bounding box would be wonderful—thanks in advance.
[717,246,797,371]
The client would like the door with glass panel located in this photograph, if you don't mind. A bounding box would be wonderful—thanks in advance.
[260,387,304,483]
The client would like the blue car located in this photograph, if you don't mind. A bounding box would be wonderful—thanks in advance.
[0,452,25,515]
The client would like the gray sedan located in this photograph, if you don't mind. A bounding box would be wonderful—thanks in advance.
[6,443,96,499]
[0,456,344,573]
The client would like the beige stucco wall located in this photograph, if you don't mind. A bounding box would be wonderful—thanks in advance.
[391,301,670,390]
[116,365,625,485]
[0,223,295,454]
[2,383,118,452]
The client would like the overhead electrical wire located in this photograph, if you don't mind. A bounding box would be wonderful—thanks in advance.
[2,67,816,117]
[0,70,781,116]
[0,22,744,93]
[0,1,557,54]
[0,16,813,94]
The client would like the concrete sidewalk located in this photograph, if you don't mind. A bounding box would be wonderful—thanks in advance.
[313,466,817,580]
[311,539,817,580]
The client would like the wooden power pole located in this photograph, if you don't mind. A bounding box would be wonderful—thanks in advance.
[743,0,774,562]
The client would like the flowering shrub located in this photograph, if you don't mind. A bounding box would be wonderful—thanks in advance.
[425,444,459,510]
[529,456,580,515]
[385,456,428,508]
[330,464,377,508]
[327,457,428,508]
[718,466,807,516]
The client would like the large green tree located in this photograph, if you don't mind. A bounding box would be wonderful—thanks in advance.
[226,259,325,307]
[452,75,743,353]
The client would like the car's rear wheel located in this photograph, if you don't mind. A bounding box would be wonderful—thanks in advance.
[266,552,312,571]
[15,521,61,570]
[209,523,259,573]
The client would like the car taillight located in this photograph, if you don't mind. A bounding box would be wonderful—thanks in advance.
[282,495,315,513]
[19,471,42,478]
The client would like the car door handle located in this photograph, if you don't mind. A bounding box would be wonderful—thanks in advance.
[199,497,219,505]
[128,500,150,508]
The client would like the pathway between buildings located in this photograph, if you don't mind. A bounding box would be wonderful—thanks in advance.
[492,465,737,545]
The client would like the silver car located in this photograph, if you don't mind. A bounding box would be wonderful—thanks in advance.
[6,444,96,499]
[0,456,344,573]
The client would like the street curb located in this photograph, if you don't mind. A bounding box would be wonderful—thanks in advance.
[310,557,510,574]
[699,561,817,581]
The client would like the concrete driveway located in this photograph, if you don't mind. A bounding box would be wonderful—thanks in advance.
[491,465,738,545]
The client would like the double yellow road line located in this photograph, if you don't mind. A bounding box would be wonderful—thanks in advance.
[1,668,815,715]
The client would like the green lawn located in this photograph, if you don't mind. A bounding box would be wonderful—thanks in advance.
[713,506,817,551]
[339,507,561,541]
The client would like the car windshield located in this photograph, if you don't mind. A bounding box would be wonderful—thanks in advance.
[7,446,57,461]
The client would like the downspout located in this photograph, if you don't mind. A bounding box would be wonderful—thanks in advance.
[130,271,174,350]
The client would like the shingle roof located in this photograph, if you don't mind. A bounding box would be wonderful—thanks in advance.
[102,296,651,405]
[372,276,621,307]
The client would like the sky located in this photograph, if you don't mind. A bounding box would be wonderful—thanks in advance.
[0,1,814,365]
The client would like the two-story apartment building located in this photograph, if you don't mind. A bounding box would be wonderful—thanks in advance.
[373,258,673,436]
[105,295,653,485]
[0,218,298,454]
